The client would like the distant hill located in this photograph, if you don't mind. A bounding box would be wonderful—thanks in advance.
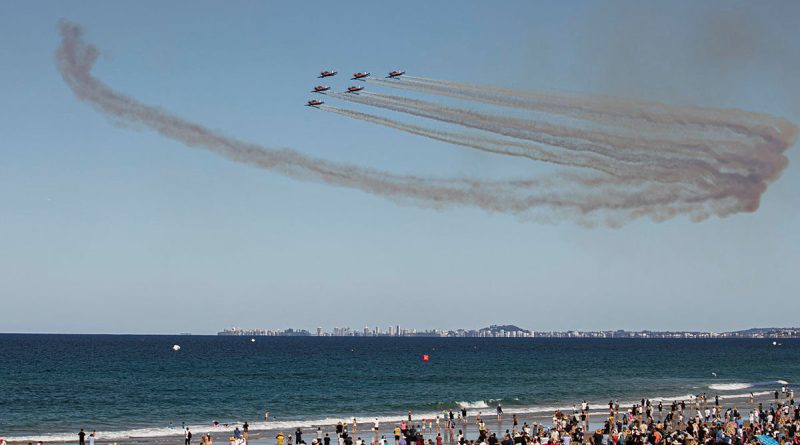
[725,327,800,336]
[481,324,532,335]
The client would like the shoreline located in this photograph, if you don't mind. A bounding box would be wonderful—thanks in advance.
[5,389,788,445]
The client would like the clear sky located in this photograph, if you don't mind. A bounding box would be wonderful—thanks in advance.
[1,1,799,334]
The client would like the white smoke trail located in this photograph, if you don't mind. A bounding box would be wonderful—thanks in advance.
[322,104,628,177]
[332,88,796,198]
[55,21,796,225]
[333,91,738,183]
[370,76,792,148]
[364,90,779,175]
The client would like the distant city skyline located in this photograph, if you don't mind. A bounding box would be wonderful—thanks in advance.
[214,325,800,339]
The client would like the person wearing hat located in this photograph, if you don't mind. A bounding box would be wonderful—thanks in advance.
[277,432,285,445]
[592,430,603,445]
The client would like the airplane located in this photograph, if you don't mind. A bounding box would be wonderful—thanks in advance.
[345,86,364,93]
[306,99,324,107]
[386,70,405,78]
[312,85,331,93]
[351,72,370,80]
[318,70,337,78]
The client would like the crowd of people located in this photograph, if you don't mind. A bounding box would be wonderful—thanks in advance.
[418,391,796,445]
[280,388,798,445]
[58,388,798,445]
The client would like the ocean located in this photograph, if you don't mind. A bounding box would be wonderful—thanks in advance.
[0,335,797,442]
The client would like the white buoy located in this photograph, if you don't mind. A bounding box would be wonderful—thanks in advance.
[773,341,778,346]
[251,338,256,342]
[173,344,181,351]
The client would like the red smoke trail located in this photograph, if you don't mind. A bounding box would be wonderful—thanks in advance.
[55,21,796,226]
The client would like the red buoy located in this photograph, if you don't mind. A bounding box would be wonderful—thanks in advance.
[422,354,430,361]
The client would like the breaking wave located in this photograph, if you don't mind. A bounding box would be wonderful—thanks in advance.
[708,380,789,391]
[457,401,490,409]
[709,383,753,391]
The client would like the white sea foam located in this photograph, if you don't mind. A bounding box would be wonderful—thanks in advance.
[709,380,790,391]
[720,391,771,400]
[647,394,697,403]
[709,383,752,391]
[457,401,490,409]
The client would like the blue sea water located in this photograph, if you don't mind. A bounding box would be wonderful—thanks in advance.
[0,335,798,442]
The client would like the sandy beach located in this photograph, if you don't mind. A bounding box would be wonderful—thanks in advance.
[18,390,790,445]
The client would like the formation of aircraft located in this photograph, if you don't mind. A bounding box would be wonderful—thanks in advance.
[307,70,406,106]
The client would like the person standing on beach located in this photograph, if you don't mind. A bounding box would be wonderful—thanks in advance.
[496,405,503,422]
[88,431,95,445]
[186,428,193,445]
[79,429,86,445]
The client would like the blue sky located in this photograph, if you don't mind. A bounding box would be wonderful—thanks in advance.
[1,1,799,334]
